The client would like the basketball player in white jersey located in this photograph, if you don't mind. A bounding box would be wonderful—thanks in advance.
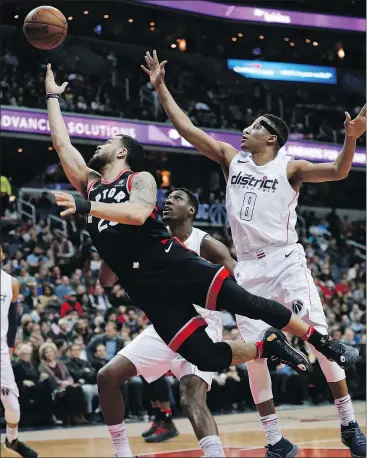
[0,245,38,458]
[143,51,366,458]
[99,188,235,457]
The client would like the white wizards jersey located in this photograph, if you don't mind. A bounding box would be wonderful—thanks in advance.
[1,270,13,353]
[185,227,221,334]
[226,151,298,258]
[166,226,221,335]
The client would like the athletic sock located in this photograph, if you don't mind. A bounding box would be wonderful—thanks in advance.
[199,435,225,457]
[260,414,282,446]
[107,422,133,458]
[6,425,18,443]
[335,395,356,426]
[161,407,172,423]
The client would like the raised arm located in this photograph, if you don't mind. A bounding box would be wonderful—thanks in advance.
[52,171,157,225]
[200,236,236,276]
[141,51,237,166]
[288,105,366,184]
[45,64,96,194]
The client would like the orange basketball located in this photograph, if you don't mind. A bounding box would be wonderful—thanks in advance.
[23,6,68,50]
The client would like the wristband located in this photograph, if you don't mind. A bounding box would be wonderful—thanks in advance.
[74,196,92,215]
[46,93,60,100]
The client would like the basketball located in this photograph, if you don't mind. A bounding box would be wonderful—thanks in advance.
[23,6,67,50]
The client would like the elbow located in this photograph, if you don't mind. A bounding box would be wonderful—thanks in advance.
[335,169,349,180]
[131,214,148,226]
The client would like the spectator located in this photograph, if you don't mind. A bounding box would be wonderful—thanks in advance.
[342,328,356,345]
[38,342,87,425]
[12,344,55,426]
[57,237,74,264]
[38,284,59,308]
[65,343,98,418]
[60,292,83,317]
[55,276,73,301]
[89,284,112,312]
[91,343,108,373]
[125,308,140,334]
[87,322,124,362]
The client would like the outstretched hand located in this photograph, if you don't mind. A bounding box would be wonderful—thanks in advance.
[51,191,76,217]
[141,50,168,88]
[45,63,68,95]
[344,104,366,139]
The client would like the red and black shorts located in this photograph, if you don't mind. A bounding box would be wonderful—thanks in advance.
[124,237,232,352]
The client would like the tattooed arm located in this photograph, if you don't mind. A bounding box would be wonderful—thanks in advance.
[87,171,156,226]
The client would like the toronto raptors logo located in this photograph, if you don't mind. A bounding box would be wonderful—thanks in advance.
[292,299,304,315]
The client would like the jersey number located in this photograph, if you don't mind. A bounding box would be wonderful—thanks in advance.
[240,192,257,221]
[97,219,119,233]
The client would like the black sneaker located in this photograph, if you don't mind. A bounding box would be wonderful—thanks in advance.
[142,420,159,438]
[144,421,179,443]
[341,421,366,458]
[4,438,38,458]
[312,335,359,369]
[265,437,298,457]
[262,328,312,374]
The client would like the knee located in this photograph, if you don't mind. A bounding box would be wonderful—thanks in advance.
[97,365,117,389]
[184,342,232,373]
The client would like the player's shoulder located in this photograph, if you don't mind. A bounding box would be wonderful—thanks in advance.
[286,158,310,177]
[218,141,238,161]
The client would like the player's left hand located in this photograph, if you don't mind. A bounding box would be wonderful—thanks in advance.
[344,104,366,139]
[51,191,76,217]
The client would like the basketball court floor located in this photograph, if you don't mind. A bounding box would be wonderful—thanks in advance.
[2,402,365,457]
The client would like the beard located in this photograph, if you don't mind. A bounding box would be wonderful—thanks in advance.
[88,153,109,172]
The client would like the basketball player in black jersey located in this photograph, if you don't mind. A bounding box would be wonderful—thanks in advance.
[45,64,358,457]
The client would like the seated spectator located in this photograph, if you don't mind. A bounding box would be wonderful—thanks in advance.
[91,343,108,372]
[57,237,74,264]
[12,344,55,426]
[39,342,87,425]
[342,328,356,346]
[38,284,59,308]
[65,343,98,419]
[125,308,140,334]
[87,322,124,362]
[89,284,112,312]
[60,292,83,317]
[55,276,73,300]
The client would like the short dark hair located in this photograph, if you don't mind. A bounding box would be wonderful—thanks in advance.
[263,114,289,150]
[116,135,145,172]
[175,187,199,218]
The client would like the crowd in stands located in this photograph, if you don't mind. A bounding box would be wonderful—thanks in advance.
[0,188,365,428]
[1,32,366,146]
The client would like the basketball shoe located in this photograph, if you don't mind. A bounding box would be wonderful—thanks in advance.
[261,328,312,373]
[4,438,38,458]
[341,421,366,458]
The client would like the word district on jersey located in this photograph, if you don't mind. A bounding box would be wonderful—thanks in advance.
[230,172,279,192]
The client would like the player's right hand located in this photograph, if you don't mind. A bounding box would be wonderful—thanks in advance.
[45,63,68,95]
[141,50,168,88]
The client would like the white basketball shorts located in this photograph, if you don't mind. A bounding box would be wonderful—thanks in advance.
[235,243,328,341]
[1,350,19,397]
[119,314,222,390]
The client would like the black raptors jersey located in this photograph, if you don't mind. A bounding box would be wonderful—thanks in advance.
[87,169,170,281]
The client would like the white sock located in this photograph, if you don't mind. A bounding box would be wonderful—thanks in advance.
[335,395,355,426]
[199,435,225,457]
[260,414,282,446]
[107,422,133,458]
[6,425,18,443]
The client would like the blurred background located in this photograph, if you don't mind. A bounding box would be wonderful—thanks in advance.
[0,0,365,429]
